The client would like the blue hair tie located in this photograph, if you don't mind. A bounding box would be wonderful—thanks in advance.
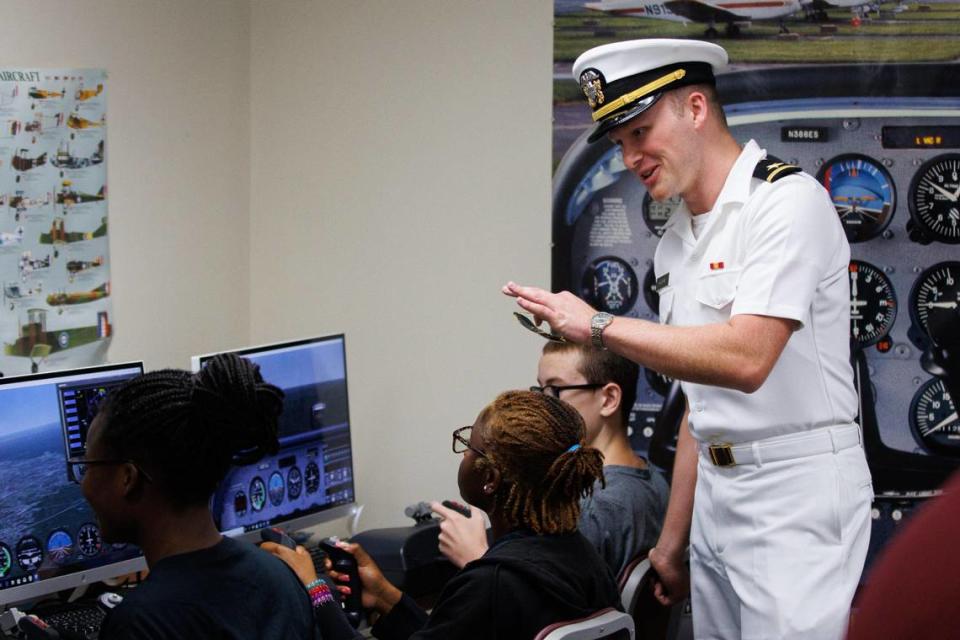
[566,444,581,453]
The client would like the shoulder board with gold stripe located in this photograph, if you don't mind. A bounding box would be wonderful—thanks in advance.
[753,156,801,183]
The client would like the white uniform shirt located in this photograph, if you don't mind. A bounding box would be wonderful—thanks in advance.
[654,140,857,443]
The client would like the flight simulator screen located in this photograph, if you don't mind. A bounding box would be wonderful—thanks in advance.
[196,335,355,534]
[0,363,144,597]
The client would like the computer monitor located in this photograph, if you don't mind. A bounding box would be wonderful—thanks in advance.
[191,335,356,540]
[0,362,146,607]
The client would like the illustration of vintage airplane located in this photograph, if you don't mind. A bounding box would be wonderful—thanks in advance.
[66,256,104,280]
[51,140,104,169]
[57,181,106,207]
[7,191,52,221]
[75,84,103,101]
[19,251,51,280]
[0,226,25,247]
[40,217,108,246]
[67,113,105,130]
[2,281,39,310]
[584,0,803,36]
[29,87,65,100]
[11,149,48,172]
[47,282,110,311]
[4,308,112,372]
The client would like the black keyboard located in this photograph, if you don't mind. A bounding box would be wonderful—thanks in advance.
[42,605,105,639]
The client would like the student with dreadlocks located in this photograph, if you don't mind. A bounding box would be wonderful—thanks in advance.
[267,389,621,640]
[78,353,358,640]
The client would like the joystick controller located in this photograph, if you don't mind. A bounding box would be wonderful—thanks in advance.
[260,527,297,550]
[441,499,471,518]
[320,536,363,627]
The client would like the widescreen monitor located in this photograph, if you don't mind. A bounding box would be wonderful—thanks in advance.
[0,362,146,606]
[191,335,355,539]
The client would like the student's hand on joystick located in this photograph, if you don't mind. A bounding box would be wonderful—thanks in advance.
[431,500,488,569]
[328,541,402,615]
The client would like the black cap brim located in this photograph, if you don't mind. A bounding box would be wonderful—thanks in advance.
[586,92,663,144]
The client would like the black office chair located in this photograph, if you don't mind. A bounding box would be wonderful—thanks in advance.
[618,552,673,640]
[534,607,635,640]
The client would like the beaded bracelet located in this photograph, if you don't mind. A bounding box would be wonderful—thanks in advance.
[307,580,335,608]
[305,578,325,591]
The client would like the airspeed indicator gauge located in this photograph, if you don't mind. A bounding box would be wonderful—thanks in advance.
[249,476,266,512]
[848,260,897,348]
[908,154,960,244]
[910,377,959,455]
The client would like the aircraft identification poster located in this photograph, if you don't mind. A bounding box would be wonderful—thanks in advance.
[0,69,111,377]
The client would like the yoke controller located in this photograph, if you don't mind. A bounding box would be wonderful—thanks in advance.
[319,537,363,628]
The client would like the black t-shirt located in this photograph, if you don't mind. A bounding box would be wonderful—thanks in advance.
[100,536,316,640]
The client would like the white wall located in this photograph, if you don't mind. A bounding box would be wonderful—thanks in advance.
[249,1,554,530]
[0,0,252,370]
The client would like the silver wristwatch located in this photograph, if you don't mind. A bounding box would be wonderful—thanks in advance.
[590,312,614,349]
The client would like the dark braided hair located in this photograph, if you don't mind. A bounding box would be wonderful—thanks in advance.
[477,390,605,535]
[97,353,284,506]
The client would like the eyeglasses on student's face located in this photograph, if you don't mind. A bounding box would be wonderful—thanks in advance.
[66,456,154,483]
[529,383,604,398]
[452,425,487,458]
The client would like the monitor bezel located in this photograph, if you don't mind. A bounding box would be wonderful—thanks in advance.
[190,334,356,542]
[0,361,148,607]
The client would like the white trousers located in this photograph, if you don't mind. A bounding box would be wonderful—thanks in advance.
[690,439,872,640]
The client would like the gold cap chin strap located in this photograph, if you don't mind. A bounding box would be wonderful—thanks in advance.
[592,69,687,123]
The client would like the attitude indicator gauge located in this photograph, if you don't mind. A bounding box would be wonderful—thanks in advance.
[581,257,638,315]
[249,476,266,512]
[268,471,285,507]
[46,530,74,565]
[848,260,897,348]
[909,262,960,344]
[910,377,959,455]
[817,154,896,243]
[908,154,960,244]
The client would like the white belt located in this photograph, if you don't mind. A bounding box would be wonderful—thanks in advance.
[699,423,862,467]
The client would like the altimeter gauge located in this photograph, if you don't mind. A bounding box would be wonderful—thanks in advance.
[908,262,960,343]
[908,154,960,244]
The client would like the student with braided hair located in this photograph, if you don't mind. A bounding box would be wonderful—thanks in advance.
[78,353,356,640]
[267,389,621,640]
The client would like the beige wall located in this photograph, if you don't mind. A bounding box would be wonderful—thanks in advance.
[0,0,252,370]
[249,1,554,530]
[3,0,555,533]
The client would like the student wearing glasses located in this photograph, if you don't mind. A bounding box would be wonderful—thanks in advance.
[433,341,668,578]
[73,353,357,640]
[267,390,621,640]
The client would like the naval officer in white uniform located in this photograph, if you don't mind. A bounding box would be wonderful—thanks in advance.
[504,39,872,639]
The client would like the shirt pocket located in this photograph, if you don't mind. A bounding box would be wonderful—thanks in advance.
[658,287,675,324]
[695,268,741,310]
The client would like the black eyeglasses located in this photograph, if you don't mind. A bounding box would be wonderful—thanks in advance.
[66,456,154,483]
[452,426,487,458]
[530,383,604,398]
[513,312,566,342]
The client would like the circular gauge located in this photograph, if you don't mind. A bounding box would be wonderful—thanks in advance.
[77,523,101,557]
[16,536,43,571]
[287,466,303,500]
[908,262,960,343]
[233,490,248,517]
[817,154,896,243]
[642,265,660,315]
[0,543,12,577]
[848,260,897,348]
[249,476,266,512]
[268,471,285,507]
[580,256,638,315]
[304,462,320,494]
[642,193,682,236]
[46,529,73,565]
[644,367,673,397]
[908,154,960,244]
[910,377,959,455]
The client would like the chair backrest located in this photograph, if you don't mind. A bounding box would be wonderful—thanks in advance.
[534,607,635,640]
[617,552,672,640]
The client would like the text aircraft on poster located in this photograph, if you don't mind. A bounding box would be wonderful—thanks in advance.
[584,0,803,36]
[66,256,103,281]
[46,282,110,312]
[0,227,24,247]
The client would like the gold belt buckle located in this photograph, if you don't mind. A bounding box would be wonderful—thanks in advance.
[708,443,736,467]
